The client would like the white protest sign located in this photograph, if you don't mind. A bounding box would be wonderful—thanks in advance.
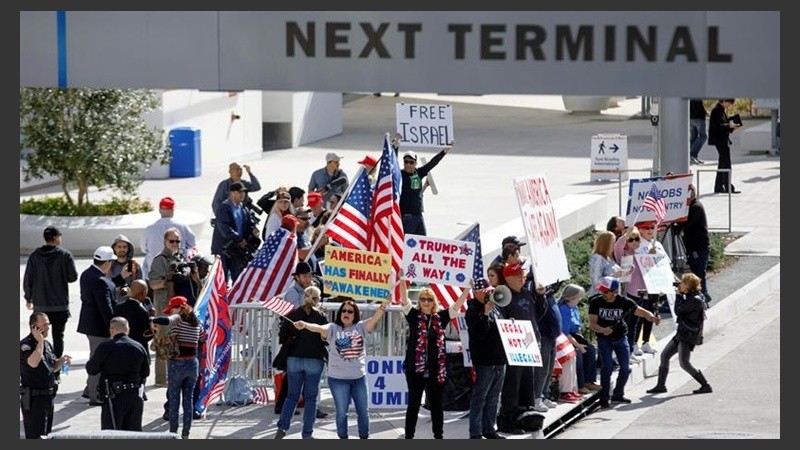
[366,357,408,409]
[513,174,571,286]
[396,103,454,148]
[497,319,542,367]
[634,254,675,294]
[624,174,693,225]
[619,255,634,283]
[401,234,475,287]
[590,134,629,181]
[456,315,472,367]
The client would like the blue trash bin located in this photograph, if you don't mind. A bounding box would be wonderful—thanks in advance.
[169,128,201,178]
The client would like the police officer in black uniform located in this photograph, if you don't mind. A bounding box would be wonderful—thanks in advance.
[20,312,71,439]
[85,316,150,431]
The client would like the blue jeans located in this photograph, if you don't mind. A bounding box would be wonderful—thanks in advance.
[533,335,556,401]
[277,356,325,439]
[468,364,506,437]
[401,214,426,236]
[690,118,707,158]
[328,376,369,438]
[575,341,598,387]
[167,358,199,436]
[597,336,631,402]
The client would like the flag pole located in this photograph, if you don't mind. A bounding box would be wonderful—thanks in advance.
[305,165,367,262]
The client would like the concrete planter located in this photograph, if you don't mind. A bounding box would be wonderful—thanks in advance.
[20,210,207,257]
[561,96,612,113]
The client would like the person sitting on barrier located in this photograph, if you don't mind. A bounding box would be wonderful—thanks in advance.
[85,316,150,432]
[292,297,388,439]
[557,284,600,394]
[274,286,329,440]
[399,281,469,439]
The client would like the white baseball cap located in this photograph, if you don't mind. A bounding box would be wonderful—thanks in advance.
[93,246,115,261]
[402,150,418,161]
[325,152,343,162]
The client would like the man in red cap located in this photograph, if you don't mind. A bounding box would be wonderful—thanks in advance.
[629,219,669,356]
[496,262,546,434]
[588,276,660,408]
[307,192,327,228]
[141,197,197,282]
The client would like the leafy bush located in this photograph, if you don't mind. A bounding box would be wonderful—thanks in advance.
[19,196,152,216]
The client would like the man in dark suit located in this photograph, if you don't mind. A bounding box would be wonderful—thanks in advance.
[212,181,260,283]
[707,98,742,194]
[76,246,116,405]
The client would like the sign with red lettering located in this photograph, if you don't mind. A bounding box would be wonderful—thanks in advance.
[323,247,393,301]
[401,234,475,287]
[396,103,454,148]
[513,174,570,286]
[496,319,542,367]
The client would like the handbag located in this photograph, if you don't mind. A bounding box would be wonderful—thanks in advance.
[151,332,180,361]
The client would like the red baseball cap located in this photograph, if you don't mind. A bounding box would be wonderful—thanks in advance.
[307,192,324,208]
[163,296,188,314]
[636,220,657,228]
[503,263,525,278]
[159,197,175,210]
[281,214,299,231]
[358,155,378,169]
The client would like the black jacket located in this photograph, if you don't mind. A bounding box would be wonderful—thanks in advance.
[77,265,115,337]
[465,298,507,366]
[114,299,154,355]
[23,245,78,312]
[86,333,150,385]
[673,198,710,254]
[398,149,446,215]
[707,102,732,146]
[279,307,329,361]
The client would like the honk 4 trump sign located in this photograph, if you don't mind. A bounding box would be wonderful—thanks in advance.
[401,234,475,287]
[323,247,392,301]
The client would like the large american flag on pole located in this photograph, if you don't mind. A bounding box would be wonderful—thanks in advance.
[430,222,489,314]
[194,257,231,414]
[227,227,298,306]
[642,183,667,224]
[326,167,373,250]
[368,134,404,304]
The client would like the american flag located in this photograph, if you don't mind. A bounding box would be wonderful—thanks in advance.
[251,385,270,405]
[326,167,373,249]
[642,183,667,224]
[262,295,296,317]
[228,227,297,306]
[194,258,231,414]
[368,134,404,304]
[334,331,364,360]
[553,332,577,376]
[430,222,488,314]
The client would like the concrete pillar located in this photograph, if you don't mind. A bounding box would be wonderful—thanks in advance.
[657,97,690,176]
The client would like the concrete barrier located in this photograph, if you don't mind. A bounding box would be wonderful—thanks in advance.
[20,210,208,257]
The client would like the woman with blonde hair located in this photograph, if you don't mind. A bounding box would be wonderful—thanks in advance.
[588,230,626,297]
[399,281,469,439]
[263,189,292,238]
[647,273,711,395]
[274,286,328,439]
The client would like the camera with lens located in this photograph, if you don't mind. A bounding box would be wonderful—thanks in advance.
[672,281,681,287]
[243,195,264,216]
[168,260,196,282]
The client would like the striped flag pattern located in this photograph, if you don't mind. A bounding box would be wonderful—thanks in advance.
[194,258,232,414]
[227,227,297,306]
[326,167,373,249]
[553,332,577,375]
[262,295,296,317]
[642,183,667,224]
[368,134,404,303]
[251,385,270,405]
[430,222,488,315]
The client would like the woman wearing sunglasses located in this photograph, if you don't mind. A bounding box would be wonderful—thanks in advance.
[588,231,628,298]
[398,281,469,439]
[293,297,388,439]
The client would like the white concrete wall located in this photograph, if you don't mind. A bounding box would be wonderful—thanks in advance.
[146,89,264,179]
[262,91,343,147]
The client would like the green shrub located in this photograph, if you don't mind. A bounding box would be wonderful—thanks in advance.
[19,196,152,216]
[708,232,727,271]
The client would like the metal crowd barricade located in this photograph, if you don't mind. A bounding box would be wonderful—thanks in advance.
[228,302,409,388]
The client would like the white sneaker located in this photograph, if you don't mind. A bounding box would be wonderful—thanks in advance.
[542,398,558,409]
[641,342,658,354]
[633,345,644,356]
[532,400,549,412]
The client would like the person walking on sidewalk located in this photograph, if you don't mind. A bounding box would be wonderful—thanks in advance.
[589,276,660,409]
[23,226,78,358]
[647,273,712,395]
[689,99,708,164]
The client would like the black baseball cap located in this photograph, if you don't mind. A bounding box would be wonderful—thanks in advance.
[501,235,526,247]
[43,226,62,241]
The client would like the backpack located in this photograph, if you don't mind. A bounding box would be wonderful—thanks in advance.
[151,332,180,361]
[224,374,253,406]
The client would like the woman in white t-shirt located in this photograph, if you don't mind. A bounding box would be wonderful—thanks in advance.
[292,297,387,439]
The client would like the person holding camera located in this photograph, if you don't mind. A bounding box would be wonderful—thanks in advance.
[109,234,142,305]
[85,316,150,431]
[212,181,261,284]
[308,152,349,206]
[647,272,711,395]
[20,312,71,439]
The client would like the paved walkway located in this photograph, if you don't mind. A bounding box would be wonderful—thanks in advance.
[20,94,780,438]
